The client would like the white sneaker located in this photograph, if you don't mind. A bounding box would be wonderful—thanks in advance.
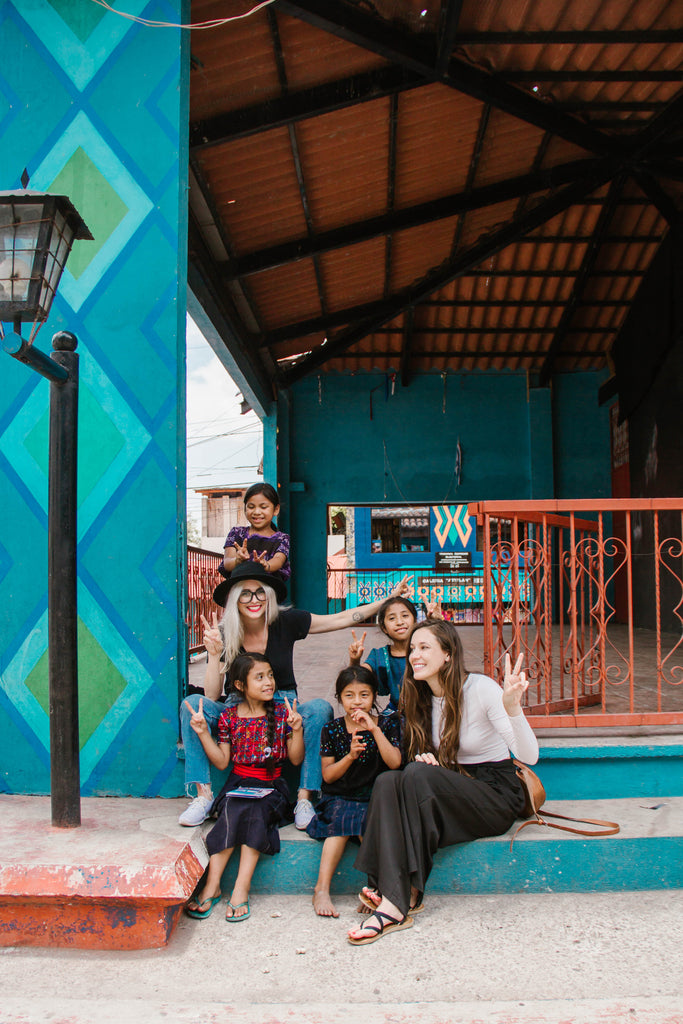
[178,795,213,827]
[293,798,315,830]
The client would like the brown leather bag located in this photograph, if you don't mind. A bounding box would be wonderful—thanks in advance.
[510,759,620,850]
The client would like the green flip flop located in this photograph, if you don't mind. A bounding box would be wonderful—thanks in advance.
[185,894,222,919]
[225,899,250,922]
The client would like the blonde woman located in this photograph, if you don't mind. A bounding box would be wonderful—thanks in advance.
[179,562,411,828]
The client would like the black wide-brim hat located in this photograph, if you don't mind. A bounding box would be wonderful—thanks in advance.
[213,560,287,607]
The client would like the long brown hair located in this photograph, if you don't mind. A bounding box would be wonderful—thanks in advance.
[399,620,468,767]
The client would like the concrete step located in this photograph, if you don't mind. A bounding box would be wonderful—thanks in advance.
[218,795,683,896]
[0,796,206,950]
[536,735,683,800]
[2,793,681,952]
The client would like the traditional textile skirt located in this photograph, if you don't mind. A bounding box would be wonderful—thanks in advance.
[306,794,369,839]
[206,773,292,857]
[354,758,526,915]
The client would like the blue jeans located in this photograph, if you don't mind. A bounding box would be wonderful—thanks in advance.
[179,691,332,794]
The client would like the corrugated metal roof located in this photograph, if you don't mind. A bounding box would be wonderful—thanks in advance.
[188,0,683,390]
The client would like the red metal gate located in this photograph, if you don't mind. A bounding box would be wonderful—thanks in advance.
[469,499,683,728]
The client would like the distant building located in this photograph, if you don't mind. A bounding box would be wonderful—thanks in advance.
[194,486,251,552]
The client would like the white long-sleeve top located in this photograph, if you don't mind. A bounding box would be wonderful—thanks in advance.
[431,672,539,765]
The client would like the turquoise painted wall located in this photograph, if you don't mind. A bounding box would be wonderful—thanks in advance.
[0,0,189,796]
[279,371,611,611]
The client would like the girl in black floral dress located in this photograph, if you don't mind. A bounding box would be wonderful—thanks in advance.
[306,666,402,918]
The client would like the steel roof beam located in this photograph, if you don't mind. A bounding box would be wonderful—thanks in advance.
[189,65,424,150]
[266,9,328,320]
[455,29,683,44]
[506,70,683,83]
[279,166,614,384]
[436,0,465,77]
[539,176,626,386]
[276,0,615,156]
[263,283,638,347]
[188,217,273,415]
[630,170,680,226]
[226,157,606,279]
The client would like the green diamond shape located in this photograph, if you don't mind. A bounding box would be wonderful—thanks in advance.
[46,0,108,43]
[49,148,129,279]
[22,383,126,503]
[25,618,127,748]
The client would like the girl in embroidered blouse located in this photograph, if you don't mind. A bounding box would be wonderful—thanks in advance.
[347,619,538,945]
[306,665,402,919]
[184,653,303,922]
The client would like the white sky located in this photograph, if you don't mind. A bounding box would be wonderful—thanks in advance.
[185,314,263,527]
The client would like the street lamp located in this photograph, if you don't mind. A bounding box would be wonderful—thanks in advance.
[0,190,92,827]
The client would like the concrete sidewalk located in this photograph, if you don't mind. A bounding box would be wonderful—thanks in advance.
[0,889,681,1023]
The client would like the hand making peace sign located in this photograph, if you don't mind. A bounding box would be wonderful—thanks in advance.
[502,652,528,716]
[348,629,366,664]
[233,538,250,565]
[183,696,209,737]
[283,694,303,732]
[201,611,223,657]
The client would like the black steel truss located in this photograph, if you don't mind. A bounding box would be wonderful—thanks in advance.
[279,167,614,384]
[188,0,683,387]
[224,158,608,279]
[276,0,615,156]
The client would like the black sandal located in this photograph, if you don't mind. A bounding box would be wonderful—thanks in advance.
[347,908,414,945]
[359,886,425,916]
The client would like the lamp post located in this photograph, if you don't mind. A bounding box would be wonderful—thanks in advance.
[1,190,92,827]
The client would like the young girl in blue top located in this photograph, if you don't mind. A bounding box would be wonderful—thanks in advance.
[348,596,418,714]
[306,665,402,918]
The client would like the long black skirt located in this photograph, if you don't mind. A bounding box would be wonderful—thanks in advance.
[353,759,526,916]
[205,773,292,857]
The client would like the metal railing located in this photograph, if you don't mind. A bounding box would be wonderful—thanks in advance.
[469,499,683,727]
[187,546,223,653]
[326,566,491,623]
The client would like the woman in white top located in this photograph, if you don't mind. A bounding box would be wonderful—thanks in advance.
[348,618,538,945]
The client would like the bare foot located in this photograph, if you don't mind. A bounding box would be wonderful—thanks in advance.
[356,900,371,914]
[313,890,339,918]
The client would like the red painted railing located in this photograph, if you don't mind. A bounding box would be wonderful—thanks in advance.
[468,499,683,728]
[187,546,222,653]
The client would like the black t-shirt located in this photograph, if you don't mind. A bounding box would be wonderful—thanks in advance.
[245,608,311,694]
[319,714,402,801]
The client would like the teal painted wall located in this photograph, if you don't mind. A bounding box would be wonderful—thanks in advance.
[552,373,612,498]
[0,1,189,796]
[277,371,611,610]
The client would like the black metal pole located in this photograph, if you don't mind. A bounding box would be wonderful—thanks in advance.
[1,331,69,383]
[48,331,80,827]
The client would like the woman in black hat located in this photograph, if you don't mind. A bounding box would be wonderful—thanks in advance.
[179,562,411,829]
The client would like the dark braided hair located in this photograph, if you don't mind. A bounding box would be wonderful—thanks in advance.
[228,652,277,774]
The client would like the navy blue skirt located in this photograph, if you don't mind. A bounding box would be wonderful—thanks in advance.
[306,794,369,839]
[206,773,292,857]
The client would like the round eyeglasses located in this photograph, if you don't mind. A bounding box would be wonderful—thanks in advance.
[237,587,268,604]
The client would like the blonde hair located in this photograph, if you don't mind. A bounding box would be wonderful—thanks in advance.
[218,581,280,672]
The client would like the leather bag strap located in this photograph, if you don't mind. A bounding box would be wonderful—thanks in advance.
[509,810,620,850]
